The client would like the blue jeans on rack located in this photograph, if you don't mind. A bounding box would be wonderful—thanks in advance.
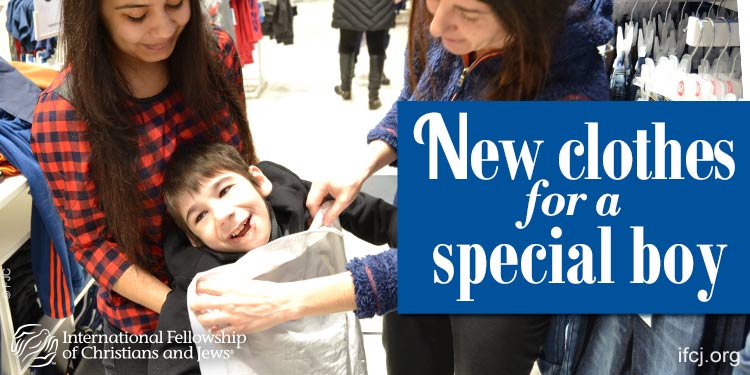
[609,52,630,100]
[540,315,705,375]
[633,315,705,375]
[538,315,589,375]
[734,333,750,375]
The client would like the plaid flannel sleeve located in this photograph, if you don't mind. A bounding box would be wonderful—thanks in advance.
[214,25,245,101]
[31,89,132,292]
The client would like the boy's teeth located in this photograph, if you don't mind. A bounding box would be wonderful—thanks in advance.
[231,218,249,238]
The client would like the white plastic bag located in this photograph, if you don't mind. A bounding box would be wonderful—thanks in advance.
[186,203,367,375]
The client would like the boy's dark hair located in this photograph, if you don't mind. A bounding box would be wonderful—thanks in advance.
[163,142,260,245]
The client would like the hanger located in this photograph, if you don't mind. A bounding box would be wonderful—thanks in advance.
[658,0,676,47]
[630,0,642,22]
[697,17,715,74]
[664,0,673,23]
[685,14,740,48]
[688,16,704,63]
[729,49,741,78]
[722,50,743,99]
[664,0,674,18]
[697,17,736,99]
[649,0,659,21]
[707,0,726,17]
[711,17,737,99]
[626,0,641,49]
[677,1,691,54]
[694,0,706,17]
[714,17,731,72]
[701,17,735,99]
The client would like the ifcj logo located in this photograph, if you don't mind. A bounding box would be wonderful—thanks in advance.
[11,324,58,367]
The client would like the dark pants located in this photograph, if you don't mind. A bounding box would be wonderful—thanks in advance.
[101,319,151,375]
[354,30,391,57]
[383,313,551,375]
[339,29,386,56]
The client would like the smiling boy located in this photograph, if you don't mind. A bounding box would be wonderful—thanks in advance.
[148,142,397,375]
[168,160,274,253]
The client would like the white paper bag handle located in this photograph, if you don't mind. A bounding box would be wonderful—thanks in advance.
[308,201,341,230]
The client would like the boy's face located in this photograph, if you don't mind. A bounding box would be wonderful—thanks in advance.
[175,166,273,253]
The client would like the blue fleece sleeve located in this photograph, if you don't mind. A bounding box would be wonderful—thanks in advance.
[346,248,398,318]
[367,49,413,165]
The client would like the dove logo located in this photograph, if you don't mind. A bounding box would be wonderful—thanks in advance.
[11,324,58,367]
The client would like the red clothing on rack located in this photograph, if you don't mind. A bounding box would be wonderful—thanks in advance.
[230,0,264,65]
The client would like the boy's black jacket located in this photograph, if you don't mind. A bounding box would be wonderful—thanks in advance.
[148,160,397,375]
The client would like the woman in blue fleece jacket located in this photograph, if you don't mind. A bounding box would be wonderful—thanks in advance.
[309,0,613,374]
[192,0,612,373]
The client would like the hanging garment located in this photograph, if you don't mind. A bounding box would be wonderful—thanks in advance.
[5,0,35,51]
[0,56,41,122]
[187,204,367,375]
[5,242,44,329]
[261,0,295,45]
[0,58,84,319]
[229,0,263,64]
[272,0,295,44]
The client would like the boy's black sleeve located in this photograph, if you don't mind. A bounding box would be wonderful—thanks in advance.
[148,288,201,375]
[337,192,398,248]
[258,160,397,247]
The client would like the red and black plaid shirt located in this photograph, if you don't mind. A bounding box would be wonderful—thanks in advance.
[31,27,245,335]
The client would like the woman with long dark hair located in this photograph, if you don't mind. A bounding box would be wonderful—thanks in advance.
[31,0,256,372]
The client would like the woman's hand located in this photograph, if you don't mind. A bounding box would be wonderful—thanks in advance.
[189,272,357,334]
[306,173,366,227]
[189,277,299,335]
[306,140,397,226]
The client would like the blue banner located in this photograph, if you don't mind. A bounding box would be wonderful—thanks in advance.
[397,101,749,313]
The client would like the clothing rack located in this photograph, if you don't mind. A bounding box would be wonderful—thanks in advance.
[738,1,750,94]
[613,0,749,98]
[615,0,738,16]
[211,0,266,99]
[243,41,268,99]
